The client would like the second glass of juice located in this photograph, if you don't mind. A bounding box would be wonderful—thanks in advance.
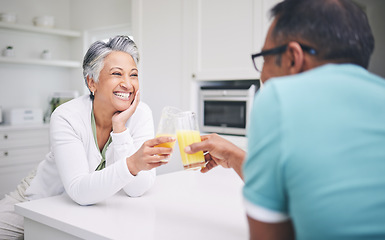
[175,111,205,170]
[155,106,180,159]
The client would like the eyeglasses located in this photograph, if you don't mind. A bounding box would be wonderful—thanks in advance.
[251,43,317,72]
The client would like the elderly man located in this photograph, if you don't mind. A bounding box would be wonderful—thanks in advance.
[186,0,385,239]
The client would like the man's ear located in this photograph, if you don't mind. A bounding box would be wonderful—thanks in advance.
[87,76,96,93]
[286,41,304,75]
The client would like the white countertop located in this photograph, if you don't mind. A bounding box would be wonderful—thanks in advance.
[16,167,248,240]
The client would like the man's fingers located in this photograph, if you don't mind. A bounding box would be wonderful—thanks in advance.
[185,134,217,154]
[184,140,209,154]
[200,160,217,173]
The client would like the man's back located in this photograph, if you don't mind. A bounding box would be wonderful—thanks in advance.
[244,63,385,240]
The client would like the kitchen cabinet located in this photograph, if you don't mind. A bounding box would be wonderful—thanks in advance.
[0,124,49,198]
[184,0,281,81]
[0,22,81,68]
[261,0,281,39]
[188,0,264,81]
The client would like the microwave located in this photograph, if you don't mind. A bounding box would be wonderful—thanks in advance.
[199,83,257,136]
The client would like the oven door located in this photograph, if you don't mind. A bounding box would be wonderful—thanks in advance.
[201,97,247,135]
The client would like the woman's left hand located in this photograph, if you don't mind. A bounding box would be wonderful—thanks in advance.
[112,90,140,133]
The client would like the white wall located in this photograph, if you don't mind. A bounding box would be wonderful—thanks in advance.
[69,0,131,31]
[353,0,385,78]
[361,0,385,78]
[138,0,185,125]
[68,0,132,95]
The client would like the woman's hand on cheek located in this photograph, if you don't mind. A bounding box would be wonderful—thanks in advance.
[125,136,175,176]
[112,90,140,133]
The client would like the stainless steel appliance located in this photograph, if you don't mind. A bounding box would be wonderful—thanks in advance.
[199,81,258,136]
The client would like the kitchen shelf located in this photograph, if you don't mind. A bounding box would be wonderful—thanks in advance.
[0,22,81,38]
[0,57,81,68]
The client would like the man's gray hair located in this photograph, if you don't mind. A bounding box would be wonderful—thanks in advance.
[83,35,139,95]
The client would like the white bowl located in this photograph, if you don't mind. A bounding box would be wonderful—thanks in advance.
[33,16,55,28]
[0,13,17,23]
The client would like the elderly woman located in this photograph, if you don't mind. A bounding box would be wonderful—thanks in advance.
[0,35,175,239]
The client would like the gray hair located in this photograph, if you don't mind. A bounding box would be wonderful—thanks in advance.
[83,35,139,96]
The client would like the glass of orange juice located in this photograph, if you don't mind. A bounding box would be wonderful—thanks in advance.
[175,111,205,170]
[155,106,180,160]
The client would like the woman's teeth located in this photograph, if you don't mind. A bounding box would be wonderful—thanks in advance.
[114,92,131,99]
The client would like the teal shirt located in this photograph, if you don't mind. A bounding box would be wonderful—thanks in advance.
[243,64,385,240]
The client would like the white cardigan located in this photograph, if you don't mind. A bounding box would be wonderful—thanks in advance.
[25,95,156,205]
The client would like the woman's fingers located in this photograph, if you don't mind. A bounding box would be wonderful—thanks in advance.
[148,161,168,168]
[146,152,171,163]
[151,146,173,155]
[146,136,176,147]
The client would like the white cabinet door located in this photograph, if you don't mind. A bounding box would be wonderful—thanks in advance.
[262,0,281,41]
[0,125,49,198]
[190,0,264,80]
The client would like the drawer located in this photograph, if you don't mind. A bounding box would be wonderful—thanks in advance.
[0,162,38,198]
[0,146,49,167]
[0,127,49,148]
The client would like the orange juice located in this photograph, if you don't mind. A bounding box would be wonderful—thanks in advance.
[155,134,176,149]
[176,130,205,170]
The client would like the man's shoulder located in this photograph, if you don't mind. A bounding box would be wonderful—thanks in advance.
[265,63,383,92]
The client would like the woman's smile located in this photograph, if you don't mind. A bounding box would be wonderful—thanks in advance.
[113,91,132,101]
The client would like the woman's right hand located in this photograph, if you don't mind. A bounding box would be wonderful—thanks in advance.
[126,136,176,176]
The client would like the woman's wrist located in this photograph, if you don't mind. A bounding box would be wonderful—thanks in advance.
[113,124,127,134]
[126,156,139,176]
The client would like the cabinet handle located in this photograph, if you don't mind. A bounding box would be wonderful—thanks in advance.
[4,151,8,157]
[3,134,8,139]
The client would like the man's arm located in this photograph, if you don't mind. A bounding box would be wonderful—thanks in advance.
[248,216,295,240]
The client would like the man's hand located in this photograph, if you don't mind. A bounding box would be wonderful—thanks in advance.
[184,133,246,179]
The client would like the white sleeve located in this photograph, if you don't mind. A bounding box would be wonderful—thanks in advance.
[51,111,135,206]
[243,198,290,223]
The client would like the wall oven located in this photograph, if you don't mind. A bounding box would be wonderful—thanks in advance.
[199,81,258,136]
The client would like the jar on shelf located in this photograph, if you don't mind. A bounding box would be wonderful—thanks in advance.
[2,46,15,57]
[41,50,51,60]
[0,13,17,23]
[33,16,55,28]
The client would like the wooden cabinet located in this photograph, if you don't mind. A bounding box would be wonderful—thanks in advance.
[0,125,49,198]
